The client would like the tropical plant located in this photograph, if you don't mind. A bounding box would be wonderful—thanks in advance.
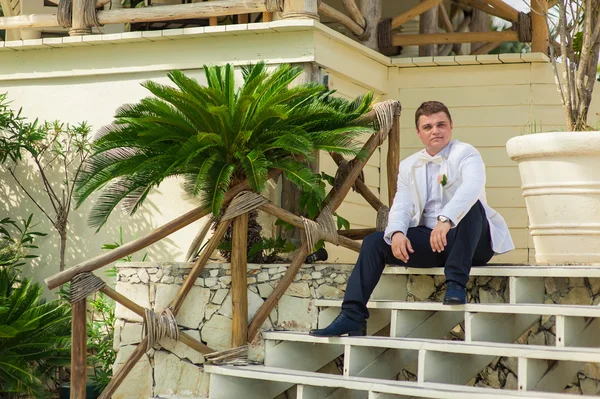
[75,62,374,255]
[0,214,47,270]
[547,0,600,131]
[0,267,71,398]
[87,291,115,393]
[0,94,93,271]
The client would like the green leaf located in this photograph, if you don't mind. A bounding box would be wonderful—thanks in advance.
[335,213,350,230]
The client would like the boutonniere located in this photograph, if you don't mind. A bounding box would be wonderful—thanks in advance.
[437,174,448,186]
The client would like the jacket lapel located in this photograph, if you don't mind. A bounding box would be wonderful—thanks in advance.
[411,162,427,218]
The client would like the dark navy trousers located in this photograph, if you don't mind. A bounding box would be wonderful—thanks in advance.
[341,201,495,322]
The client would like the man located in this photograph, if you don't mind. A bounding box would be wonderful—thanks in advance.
[310,101,514,337]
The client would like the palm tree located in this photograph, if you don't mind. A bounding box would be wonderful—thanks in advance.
[75,62,374,258]
[0,268,71,398]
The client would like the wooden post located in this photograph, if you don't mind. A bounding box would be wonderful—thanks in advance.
[419,0,438,56]
[469,8,489,55]
[237,14,249,24]
[71,300,87,399]
[70,0,92,36]
[531,0,549,54]
[262,12,273,22]
[282,0,318,19]
[231,212,249,347]
[359,0,382,50]
[387,113,400,207]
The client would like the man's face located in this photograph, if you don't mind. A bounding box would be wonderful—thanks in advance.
[416,111,453,155]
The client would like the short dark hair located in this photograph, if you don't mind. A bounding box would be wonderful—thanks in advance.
[415,101,452,128]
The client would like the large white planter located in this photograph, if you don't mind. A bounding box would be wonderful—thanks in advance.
[506,131,600,264]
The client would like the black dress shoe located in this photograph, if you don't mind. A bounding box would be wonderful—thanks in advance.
[309,313,366,337]
[443,281,467,305]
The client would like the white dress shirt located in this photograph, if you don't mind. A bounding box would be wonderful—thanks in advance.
[420,145,451,229]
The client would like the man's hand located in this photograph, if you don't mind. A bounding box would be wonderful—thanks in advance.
[431,221,451,253]
[391,232,414,263]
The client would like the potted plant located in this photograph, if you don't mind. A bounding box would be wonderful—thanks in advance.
[506,0,600,264]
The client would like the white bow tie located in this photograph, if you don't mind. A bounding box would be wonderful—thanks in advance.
[417,152,443,167]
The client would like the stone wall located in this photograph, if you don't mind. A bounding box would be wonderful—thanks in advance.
[113,262,355,398]
[113,263,600,398]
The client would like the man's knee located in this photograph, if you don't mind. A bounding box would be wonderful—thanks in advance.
[361,231,386,252]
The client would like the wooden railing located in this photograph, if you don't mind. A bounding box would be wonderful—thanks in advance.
[0,0,548,56]
[0,0,282,36]
[44,100,402,399]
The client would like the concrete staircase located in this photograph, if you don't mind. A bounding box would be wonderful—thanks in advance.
[205,265,600,398]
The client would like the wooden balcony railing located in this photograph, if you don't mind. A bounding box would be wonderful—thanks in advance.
[43,99,402,399]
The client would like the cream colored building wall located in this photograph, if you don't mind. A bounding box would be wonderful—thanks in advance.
[0,26,322,296]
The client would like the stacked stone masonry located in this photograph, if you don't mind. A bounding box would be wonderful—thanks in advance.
[113,262,600,398]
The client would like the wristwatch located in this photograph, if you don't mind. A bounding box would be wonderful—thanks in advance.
[437,215,451,224]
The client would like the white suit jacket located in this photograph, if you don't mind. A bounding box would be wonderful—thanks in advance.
[384,139,514,254]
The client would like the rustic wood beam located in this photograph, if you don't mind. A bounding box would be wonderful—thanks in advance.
[358,0,381,50]
[452,13,473,55]
[47,0,111,6]
[231,213,249,348]
[531,0,549,53]
[262,11,273,21]
[71,300,87,399]
[282,0,318,19]
[209,16,218,26]
[470,40,503,54]
[318,1,365,36]
[247,242,309,342]
[70,0,92,36]
[0,0,281,30]
[437,5,456,56]
[341,0,366,29]
[460,0,516,22]
[98,337,148,399]
[480,0,519,22]
[338,227,376,240]
[170,220,232,315]
[258,201,362,252]
[45,173,279,290]
[419,0,439,56]
[392,29,519,46]
[387,112,400,207]
[439,3,454,33]
[469,8,489,54]
[391,0,443,29]
[100,286,214,354]
[237,13,249,23]
[329,153,384,211]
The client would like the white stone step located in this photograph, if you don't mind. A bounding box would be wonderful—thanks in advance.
[263,331,600,363]
[205,365,585,399]
[315,299,600,318]
[382,265,600,277]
